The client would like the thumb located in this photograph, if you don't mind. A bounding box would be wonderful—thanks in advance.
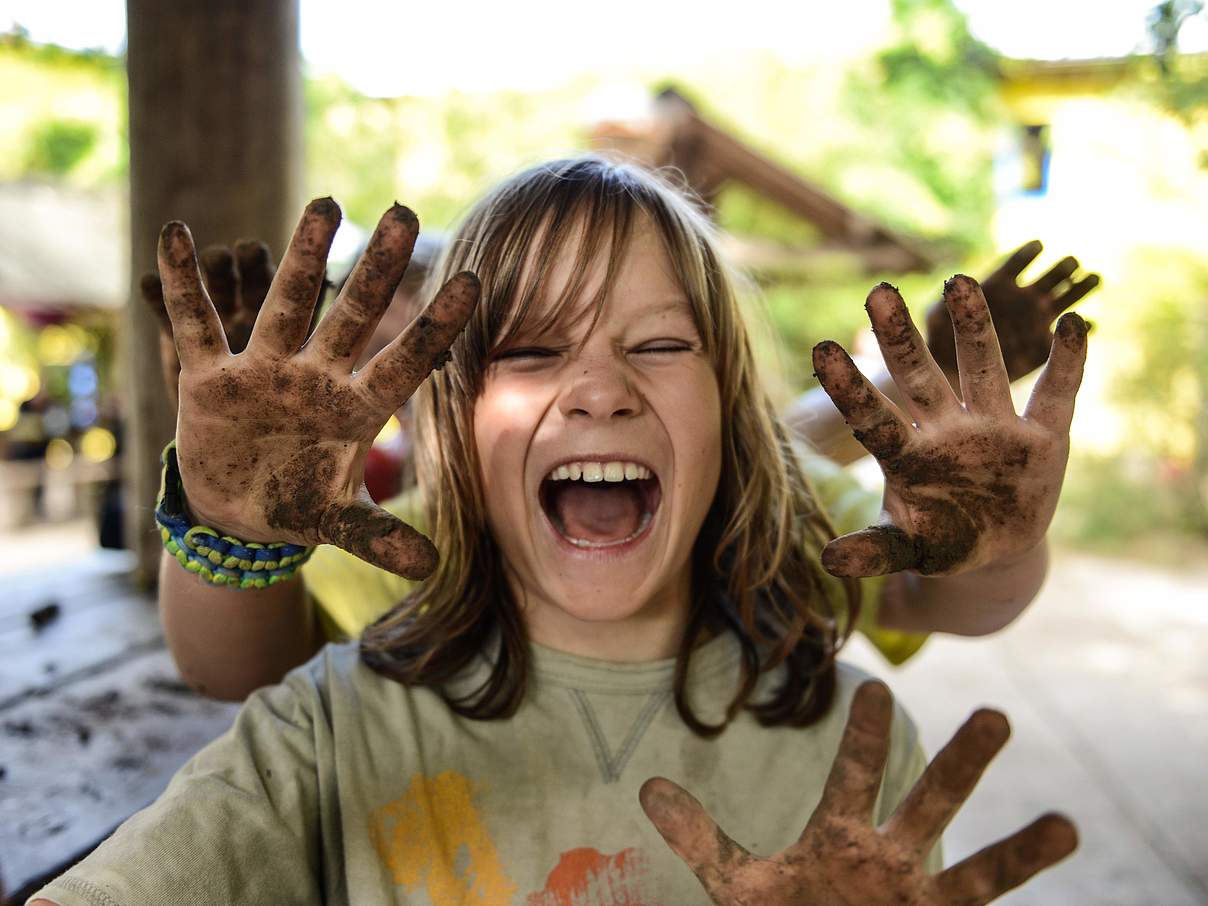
[319,497,439,580]
[821,525,921,577]
[640,777,750,877]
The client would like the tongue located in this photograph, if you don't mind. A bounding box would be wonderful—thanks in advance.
[554,483,644,543]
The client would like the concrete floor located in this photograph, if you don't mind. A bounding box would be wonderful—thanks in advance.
[843,551,1208,905]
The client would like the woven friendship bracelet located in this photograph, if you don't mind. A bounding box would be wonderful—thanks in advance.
[156,441,314,589]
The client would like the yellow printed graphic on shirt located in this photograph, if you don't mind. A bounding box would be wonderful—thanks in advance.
[369,770,518,905]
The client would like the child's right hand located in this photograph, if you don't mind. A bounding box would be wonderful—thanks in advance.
[157,198,479,579]
[641,681,1077,905]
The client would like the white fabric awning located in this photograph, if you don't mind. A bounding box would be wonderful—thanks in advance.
[0,182,128,311]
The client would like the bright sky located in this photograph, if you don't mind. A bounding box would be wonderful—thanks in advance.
[2,0,1205,96]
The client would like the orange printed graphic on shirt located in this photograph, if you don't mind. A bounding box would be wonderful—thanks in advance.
[526,847,656,906]
[369,769,518,905]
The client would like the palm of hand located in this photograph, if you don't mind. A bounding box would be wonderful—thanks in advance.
[641,682,1077,906]
[925,241,1099,383]
[155,198,479,578]
[814,275,1087,578]
[870,416,1066,576]
[175,358,383,547]
[641,804,935,905]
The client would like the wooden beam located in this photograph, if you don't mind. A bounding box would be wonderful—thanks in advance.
[652,90,934,272]
[124,0,303,585]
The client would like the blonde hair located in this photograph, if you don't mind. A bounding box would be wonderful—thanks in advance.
[360,156,858,736]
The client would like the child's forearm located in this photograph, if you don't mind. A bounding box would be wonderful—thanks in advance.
[875,539,1049,636]
[158,549,323,700]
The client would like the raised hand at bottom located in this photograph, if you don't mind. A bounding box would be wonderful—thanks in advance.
[640,681,1077,905]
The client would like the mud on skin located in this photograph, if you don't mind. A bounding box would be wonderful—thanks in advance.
[640,683,1076,905]
[159,222,228,356]
[882,438,1033,575]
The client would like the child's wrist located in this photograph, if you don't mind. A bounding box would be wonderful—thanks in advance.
[156,441,314,589]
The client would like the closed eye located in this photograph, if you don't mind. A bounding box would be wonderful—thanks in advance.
[634,342,695,355]
[494,347,561,361]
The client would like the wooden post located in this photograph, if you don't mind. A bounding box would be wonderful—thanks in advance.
[124,0,303,585]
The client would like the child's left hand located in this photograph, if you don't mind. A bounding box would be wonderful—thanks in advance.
[811,276,1088,577]
[640,680,1077,905]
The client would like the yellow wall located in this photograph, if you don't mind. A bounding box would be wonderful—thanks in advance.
[992,62,1208,456]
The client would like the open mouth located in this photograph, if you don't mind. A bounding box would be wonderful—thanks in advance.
[538,459,662,550]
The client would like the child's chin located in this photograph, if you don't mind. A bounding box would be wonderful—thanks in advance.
[544,581,661,624]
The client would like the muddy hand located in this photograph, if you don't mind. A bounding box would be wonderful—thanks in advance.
[158,198,479,579]
[641,681,1077,905]
[925,240,1099,384]
[142,236,278,406]
[813,277,1087,577]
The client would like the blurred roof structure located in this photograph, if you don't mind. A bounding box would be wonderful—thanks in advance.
[591,87,936,276]
[0,182,127,313]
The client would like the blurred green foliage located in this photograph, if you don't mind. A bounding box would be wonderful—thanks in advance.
[1048,247,1208,556]
[839,0,1002,256]
[4,6,1206,558]
[22,118,98,175]
[0,29,126,186]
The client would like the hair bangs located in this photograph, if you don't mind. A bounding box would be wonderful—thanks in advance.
[460,173,664,393]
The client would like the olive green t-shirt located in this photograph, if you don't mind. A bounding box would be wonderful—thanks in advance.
[33,634,936,906]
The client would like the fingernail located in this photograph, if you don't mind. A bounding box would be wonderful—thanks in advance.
[943,274,978,298]
[159,220,190,243]
[1056,312,1088,341]
[388,203,420,230]
[864,282,903,313]
[811,340,845,370]
[306,196,342,222]
[455,270,481,290]
[158,221,195,265]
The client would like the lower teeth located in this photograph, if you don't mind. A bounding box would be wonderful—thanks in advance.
[562,511,652,548]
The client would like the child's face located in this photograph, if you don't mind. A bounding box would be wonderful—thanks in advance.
[473,220,722,658]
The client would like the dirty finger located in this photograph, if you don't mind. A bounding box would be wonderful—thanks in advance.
[157,221,230,367]
[640,776,751,892]
[820,524,924,577]
[306,203,418,369]
[1022,313,1088,434]
[883,709,1009,855]
[357,271,481,412]
[319,498,438,579]
[248,197,342,357]
[808,680,894,824]
[865,283,961,424]
[934,813,1078,904]
[945,275,1013,417]
[812,340,913,462]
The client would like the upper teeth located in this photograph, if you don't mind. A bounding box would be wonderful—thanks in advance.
[547,461,652,482]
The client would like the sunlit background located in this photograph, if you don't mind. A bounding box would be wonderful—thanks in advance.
[2,0,1206,559]
[0,1,1206,902]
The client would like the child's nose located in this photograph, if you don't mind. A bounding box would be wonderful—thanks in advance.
[558,357,642,420]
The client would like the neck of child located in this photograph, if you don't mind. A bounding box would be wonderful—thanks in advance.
[515,569,695,663]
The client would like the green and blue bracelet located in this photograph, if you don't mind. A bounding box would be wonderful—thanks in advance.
[155,441,313,588]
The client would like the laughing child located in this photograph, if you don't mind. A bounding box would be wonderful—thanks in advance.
[33,156,1085,905]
